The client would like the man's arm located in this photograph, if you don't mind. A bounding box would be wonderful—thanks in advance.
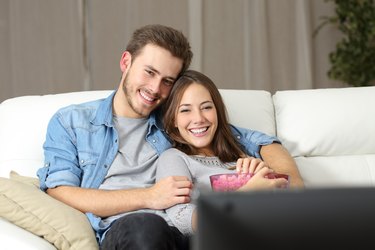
[47,176,192,217]
[260,143,304,188]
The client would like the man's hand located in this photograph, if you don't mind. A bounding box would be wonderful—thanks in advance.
[260,143,304,188]
[146,176,192,210]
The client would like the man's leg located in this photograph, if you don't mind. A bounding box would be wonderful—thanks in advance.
[100,213,190,250]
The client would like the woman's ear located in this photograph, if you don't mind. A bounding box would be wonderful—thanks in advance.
[120,51,131,73]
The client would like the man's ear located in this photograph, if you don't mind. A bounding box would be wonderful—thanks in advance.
[120,51,132,73]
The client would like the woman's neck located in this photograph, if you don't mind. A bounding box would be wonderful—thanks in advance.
[196,148,215,157]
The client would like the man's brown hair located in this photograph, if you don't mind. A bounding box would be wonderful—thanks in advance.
[126,24,193,75]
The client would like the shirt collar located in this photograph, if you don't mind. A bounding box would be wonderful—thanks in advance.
[90,90,164,131]
[91,90,116,127]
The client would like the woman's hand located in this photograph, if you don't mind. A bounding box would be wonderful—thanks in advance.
[236,156,268,174]
[237,167,289,191]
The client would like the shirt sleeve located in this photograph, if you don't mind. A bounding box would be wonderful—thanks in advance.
[230,124,281,159]
[156,148,196,235]
[37,111,82,191]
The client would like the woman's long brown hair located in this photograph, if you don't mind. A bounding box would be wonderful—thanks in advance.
[162,70,245,162]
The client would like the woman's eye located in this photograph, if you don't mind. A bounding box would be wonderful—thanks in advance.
[179,109,190,113]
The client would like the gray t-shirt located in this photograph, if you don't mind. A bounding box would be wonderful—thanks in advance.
[156,148,237,235]
[99,116,172,228]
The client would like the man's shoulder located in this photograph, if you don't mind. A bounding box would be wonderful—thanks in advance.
[48,98,111,130]
[56,98,104,118]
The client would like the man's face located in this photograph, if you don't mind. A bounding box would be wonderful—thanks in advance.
[119,44,183,118]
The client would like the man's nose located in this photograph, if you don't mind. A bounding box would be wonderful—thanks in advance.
[148,78,162,94]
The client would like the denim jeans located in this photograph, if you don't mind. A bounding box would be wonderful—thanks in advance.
[100,213,190,250]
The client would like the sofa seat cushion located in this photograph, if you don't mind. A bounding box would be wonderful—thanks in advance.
[295,155,375,187]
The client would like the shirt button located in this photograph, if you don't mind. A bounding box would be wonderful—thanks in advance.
[80,160,84,164]
[152,140,156,143]
[237,136,241,139]
[115,139,118,143]
[104,165,108,168]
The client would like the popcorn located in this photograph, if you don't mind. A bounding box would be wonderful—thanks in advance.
[210,173,289,191]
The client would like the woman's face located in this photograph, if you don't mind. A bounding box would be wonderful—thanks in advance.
[175,83,218,156]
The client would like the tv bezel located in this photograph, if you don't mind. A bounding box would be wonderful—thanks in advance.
[194,187,375,250]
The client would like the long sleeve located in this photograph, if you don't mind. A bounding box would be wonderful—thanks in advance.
[156,148,196,235]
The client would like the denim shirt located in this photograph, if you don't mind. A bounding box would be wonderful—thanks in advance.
[37,90,279,240]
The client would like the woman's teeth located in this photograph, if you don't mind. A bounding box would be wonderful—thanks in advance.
[190,127,208,134]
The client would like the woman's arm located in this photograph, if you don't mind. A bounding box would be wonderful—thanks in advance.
[156,149,196,235]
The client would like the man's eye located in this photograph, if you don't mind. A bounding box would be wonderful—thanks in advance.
[164,80,174,86]
[146,70,154,76]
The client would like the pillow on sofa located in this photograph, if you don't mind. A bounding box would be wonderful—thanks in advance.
[0,171,98,250]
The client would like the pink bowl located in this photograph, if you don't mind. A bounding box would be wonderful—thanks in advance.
[210,173,289,191]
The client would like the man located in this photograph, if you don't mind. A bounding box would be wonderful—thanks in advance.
[38,24,303,250]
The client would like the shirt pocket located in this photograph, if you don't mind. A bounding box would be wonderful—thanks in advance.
[77,151,100,172]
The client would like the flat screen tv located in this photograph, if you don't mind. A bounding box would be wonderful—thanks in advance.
[193,187,375,250]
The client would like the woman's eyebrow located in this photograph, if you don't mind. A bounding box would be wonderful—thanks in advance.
[178,103,191,108]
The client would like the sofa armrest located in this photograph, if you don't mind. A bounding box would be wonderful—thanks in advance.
[0,218,56,250]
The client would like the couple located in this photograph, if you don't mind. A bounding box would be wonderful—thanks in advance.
[37,24,304,249]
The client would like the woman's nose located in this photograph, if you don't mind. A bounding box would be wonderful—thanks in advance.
[192,110,205,123]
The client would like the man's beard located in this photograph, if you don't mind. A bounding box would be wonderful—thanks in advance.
[122,74,158,118]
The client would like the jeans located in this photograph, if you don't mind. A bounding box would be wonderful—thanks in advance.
[100,213,190,250]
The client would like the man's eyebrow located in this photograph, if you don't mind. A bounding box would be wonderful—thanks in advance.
[145,65,177,81]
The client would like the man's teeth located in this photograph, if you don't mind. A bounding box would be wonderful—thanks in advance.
[140,91,155,102]
[190,127,208,134]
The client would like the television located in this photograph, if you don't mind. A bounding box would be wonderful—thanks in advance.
[193,187,375,250]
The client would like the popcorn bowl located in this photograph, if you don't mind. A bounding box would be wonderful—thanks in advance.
[210,172,289,191]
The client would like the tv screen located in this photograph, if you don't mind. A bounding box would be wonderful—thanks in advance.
[193,187,375,250]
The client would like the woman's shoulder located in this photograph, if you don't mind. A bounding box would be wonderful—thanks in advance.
[160,147,188,158]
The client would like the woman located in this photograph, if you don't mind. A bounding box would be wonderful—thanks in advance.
[156,70,289,235]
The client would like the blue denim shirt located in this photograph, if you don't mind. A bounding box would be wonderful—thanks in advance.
[37,90,279,240]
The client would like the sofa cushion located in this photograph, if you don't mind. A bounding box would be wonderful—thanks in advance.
[0,90,112,178]
[220,89,276,136]
[0,171,98,250]
[273,86,375,157]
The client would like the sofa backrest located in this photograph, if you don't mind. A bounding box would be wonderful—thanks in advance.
[0,89,275,178]
[3,87,373,187]
[0,90,112,177]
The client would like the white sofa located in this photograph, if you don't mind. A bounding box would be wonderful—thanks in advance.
[1,87,375,249]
